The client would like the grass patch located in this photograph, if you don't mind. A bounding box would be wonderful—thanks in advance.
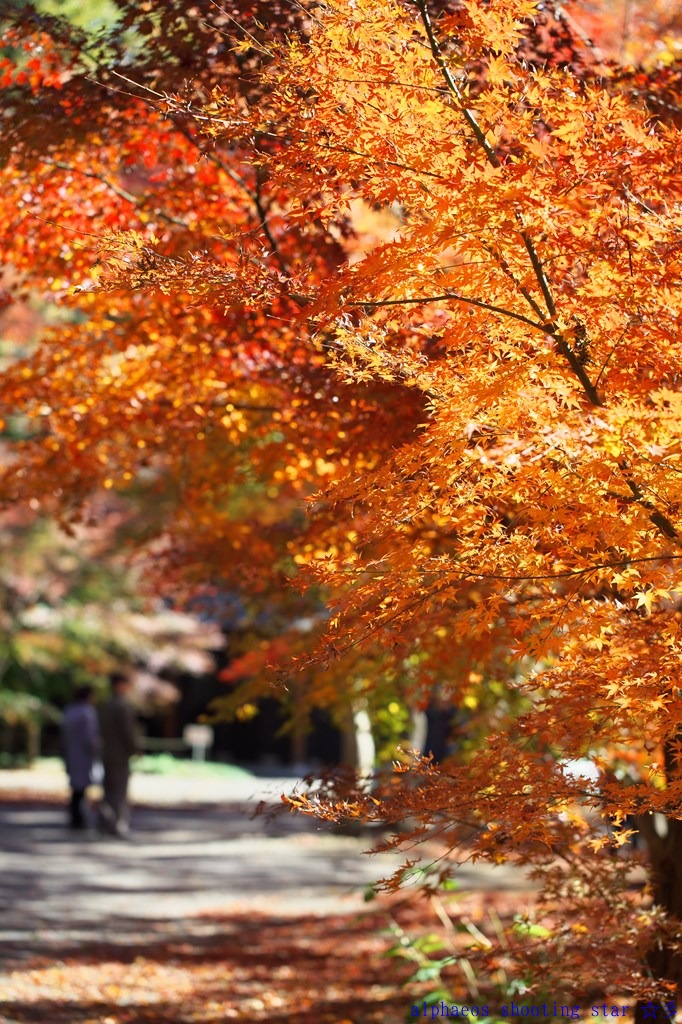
[134,753,253,779]
[27,755,253,780]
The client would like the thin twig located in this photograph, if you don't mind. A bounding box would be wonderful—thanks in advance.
[349,291,545,333]
[413,0,604,408]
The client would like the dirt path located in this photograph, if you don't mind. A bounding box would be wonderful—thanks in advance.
[0,777,536,1024]
[0,797,532,960]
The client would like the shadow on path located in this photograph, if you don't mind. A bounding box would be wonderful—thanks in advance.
[0,905,423,1024]
[0,798,537,1024]
[0,800,403,967]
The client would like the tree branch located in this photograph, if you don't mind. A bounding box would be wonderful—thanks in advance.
[44,159,197,231]
[480,241,548,321]
[170,119,291,277]
[621,470,680,542]
[348,290,545,332]
[412,0,604,408]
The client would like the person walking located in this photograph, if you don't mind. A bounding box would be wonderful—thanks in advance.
[98,673,139,837]
[62,685,100,830]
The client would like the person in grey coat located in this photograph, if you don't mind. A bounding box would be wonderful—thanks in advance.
[62,685,100,829]
[98,673,140,837]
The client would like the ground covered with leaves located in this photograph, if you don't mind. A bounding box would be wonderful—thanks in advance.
[1,889,538,1024]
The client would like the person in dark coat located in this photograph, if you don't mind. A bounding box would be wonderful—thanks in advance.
[98,673,140,837]
[62,685,100,829]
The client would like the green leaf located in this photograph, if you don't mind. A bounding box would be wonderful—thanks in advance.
[512,918,552,939]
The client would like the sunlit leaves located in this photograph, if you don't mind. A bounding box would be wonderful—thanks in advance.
[2,0,682,992]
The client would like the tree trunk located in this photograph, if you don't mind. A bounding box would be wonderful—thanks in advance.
[289,677,308,773]
[340,703,375,780]
[26,720,40,763]
[336,704,376,835]
[634,740,682,1023]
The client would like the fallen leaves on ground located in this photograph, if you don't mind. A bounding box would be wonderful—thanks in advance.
[0,891,535,1024]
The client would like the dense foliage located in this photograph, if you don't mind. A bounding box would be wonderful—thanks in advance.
[3,0,682,1004]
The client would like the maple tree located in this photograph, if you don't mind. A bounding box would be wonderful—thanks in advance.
[3,0,682,1009]
[0,0,431,755]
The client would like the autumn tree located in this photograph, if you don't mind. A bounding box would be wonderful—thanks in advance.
[104,0,682,1006]
[0,0,451,757]
[3,0,682,1007]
